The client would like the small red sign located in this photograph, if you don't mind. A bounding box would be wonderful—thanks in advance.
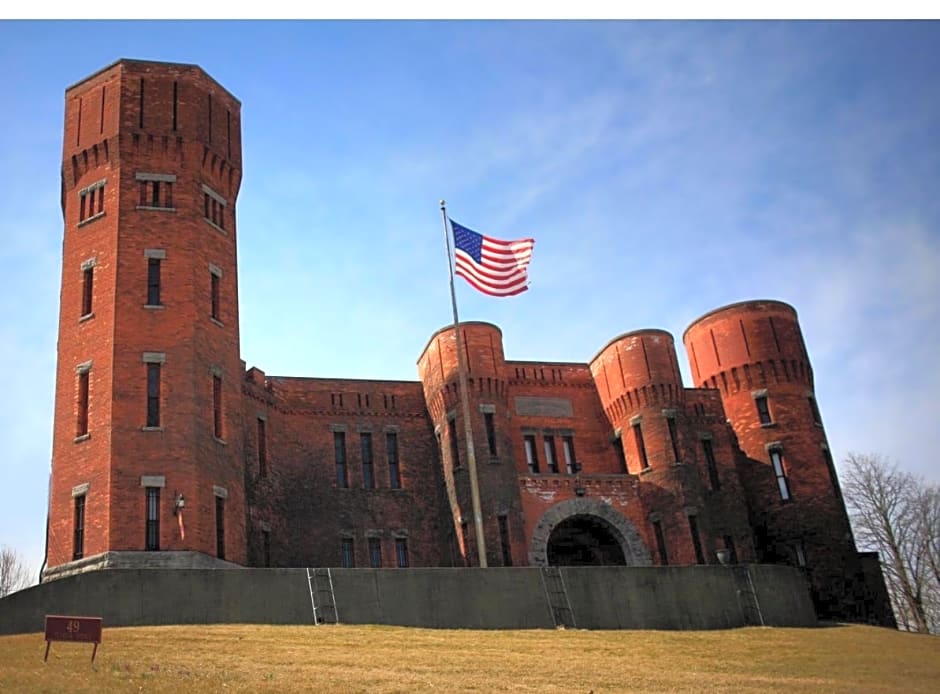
[44,615,102,662]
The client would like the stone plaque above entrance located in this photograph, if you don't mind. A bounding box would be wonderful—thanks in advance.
[514,396,574,418]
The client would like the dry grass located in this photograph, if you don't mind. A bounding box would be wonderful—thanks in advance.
[0,623,937,692]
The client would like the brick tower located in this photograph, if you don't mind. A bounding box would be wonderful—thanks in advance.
[45,59,246,578]
[683,300,862,618]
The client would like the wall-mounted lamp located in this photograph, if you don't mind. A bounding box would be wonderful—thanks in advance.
[174,493,186,515]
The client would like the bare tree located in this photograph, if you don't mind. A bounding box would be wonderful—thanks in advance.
[0,545,32,597]
[842,453,939,633]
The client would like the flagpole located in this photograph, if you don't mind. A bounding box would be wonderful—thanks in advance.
[439,200,488,568]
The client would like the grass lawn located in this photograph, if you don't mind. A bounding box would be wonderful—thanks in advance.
[0,623,937,692]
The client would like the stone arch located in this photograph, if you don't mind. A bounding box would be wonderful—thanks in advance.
[528,498,651,567]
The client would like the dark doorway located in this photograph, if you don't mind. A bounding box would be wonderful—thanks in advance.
[547,515,626,566]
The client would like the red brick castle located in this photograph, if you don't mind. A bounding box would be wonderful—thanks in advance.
[44,59,892,623]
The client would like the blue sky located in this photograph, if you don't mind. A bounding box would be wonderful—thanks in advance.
[1,20,938,577]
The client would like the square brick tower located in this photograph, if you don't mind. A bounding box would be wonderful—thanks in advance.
[44,60,246,579]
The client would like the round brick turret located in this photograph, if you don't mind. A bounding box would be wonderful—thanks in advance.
[417,322,522,567]
[683,300,859,617]
[589,330,685,474]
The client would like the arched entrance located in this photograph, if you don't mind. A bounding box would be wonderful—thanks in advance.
[547,514,627,566]
[528,498,651,567]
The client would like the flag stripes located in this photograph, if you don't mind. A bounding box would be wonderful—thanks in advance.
[451,219,535,297]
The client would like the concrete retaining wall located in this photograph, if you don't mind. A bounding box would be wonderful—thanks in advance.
[0,564,816,635]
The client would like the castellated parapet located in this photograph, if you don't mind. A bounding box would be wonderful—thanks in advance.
[41,59,893,626]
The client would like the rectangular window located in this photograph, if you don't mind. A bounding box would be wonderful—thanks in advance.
[794,541,807,568]
[484,411,497,456]
[81,266,93,317]
[723,535,738,564]
[822,448,841,499]
[755,396,772,425]
[334,431,348,488]
[147,258,161,306]
[146,363,160,428]
[448,417,460,469]
[387,432,401,489]
[368,537,382,568]
[76,370,90,437]
[770,448,791,501]
[138,179,173,209]
[203,188,226,230]
[688,514,705,564]
[73,494,86,560]
[257,418,267,477]
[213,374,223,439]
[543,436,559,474]
[667,416,681,463]
[652,519,668,565]
[498,514,512,566]
[361,433,375,489]
[395,538,409,568]
[145,487,160,551]
[342,538,355,568]
[633,422,649,469]
[702,438,720,490]
[808,396,822,425]
[210,272,220,321]
[613,435,627,473]
[523,434,539,473]
[79,182,105,223]
[562,435,579,474]
[215,495,225,560]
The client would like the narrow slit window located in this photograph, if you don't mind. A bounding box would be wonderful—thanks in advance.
[334,431,348,488]
[395,538,409,568]
[147,258,161,306]
[448,417,460,469]
[76,370,90,437]
[145,486,160,551]
[257,417,267,477]
[652,519,668,565]
[210,271,221,321]
[361,433,374,489]
[387,432,401,489]
[146,363,160,428]
[756,396,772,425]
[770,448,791,501]
[81,265,94,317]
[667,416,681,462]
[213,374,223,439]
[562,435,579,474]
[368,537,382,568]
[341,538,355,568]
[702,439,720,490]
[543,435,559,473]
[73,494,86,560]
[215,495,225,560]
[612,435,627,473]
[523,434,539,473]
[484,411,497,456]
[633,423,649,469]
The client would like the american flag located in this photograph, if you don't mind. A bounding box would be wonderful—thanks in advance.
[451,219,535,297]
